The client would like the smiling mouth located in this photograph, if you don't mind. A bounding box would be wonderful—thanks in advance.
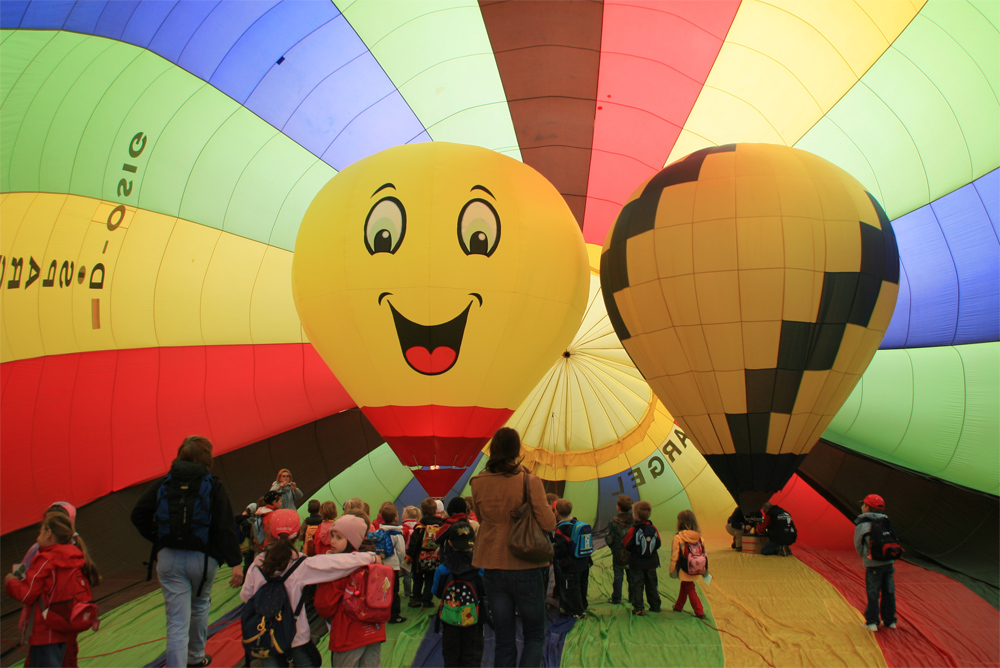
[383,294,479,375]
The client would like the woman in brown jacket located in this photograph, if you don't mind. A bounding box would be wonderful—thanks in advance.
[470,427,555,667]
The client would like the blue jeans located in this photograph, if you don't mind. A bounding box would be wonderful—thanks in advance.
[28,643,66,667]
[484,567,547,667]
[157,548,220,668]
[611,564,625,603]
[865,564,896,626]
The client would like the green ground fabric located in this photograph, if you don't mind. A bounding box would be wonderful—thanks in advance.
[312,604,436,667]
[559,548,723,667]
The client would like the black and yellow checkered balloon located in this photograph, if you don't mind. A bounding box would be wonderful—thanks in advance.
[600,144,900,512]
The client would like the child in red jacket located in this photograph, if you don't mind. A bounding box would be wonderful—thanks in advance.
[314,515,386,667]
[4,515,100,667]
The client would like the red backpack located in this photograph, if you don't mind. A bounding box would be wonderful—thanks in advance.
[343,564,394,624]
[43,565,99,633]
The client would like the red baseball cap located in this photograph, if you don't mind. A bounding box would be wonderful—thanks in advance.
[268,509,301,539]
[861,494,885,510]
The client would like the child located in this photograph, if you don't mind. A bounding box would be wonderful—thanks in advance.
[256,490,283,549]
[377,504,408,624]
[4,514,100,668]
[433,520,487,667]
[436,497,472,554]
[314,515,386,667]
[309,501,339,556]
[400,506,420,597]
[406,498,444,609]
[552,499,591,618]
[854,494,898,632]
[624,500,662,615]
[240,509,376,667]
[298,499,323,545]
[603,495,633,604]
[668,509,705,618]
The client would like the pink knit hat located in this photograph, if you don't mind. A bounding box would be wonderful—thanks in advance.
[331,515,368,551]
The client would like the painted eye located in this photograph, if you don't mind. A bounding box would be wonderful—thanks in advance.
[364,197,406,254]
[457,199,500,257]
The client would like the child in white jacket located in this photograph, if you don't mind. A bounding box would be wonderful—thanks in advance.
[378,504,408,624]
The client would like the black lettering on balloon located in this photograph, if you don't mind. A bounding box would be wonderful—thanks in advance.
[662,439,683,463]
[0,255,5,283]
[674,429,690,449]
[107,205,125,231]
[59,261,74,288]
[43,260,56,287]
[77,266,86,284]
[129,132,146,158]
[610,476,625,496]
[24,257,40,289]
[117,178,133,197]
[631,466,646,487]
[7,257,23,289]
[89,264,105,289]
[648,456,665,479]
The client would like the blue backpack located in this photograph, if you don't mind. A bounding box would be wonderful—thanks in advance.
[559,520,594,559]
[155,472,213,552]
[368,529,394,557]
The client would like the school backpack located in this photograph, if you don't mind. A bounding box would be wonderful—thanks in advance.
[633,525,658,558]
[155,472,213,551]
[438,574,480,627]
[343,564,394,624]
[311,520,335,555]
[558,520,594,559]
[42,565,99,633]
[303,523,320,550]
[241,558,307,661]
[867,517,904,561]
[368,529,394,557]
[681,540,708,575]
[418,524,442,571]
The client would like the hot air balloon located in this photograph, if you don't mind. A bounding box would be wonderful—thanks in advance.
[1,4,997,665]
[291,142,589,495]
[599,143,900,511]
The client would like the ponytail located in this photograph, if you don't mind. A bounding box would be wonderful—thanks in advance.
[43,515,100,587]
[260,534,297,579]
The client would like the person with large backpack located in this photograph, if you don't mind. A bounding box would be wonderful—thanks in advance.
[240,509,378,666]
[405,498,444,609]
[130,436,243,668]
[552,499,594,619]
[854,494,900,633]
[4,514,101,667]
[432,518,488,668]
[623,500,663,616]
[603,494,634,605]
[756,502,797,556]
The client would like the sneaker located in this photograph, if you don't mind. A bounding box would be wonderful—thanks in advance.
[188,657,212,668]
[572,613,587,620]
[672,606,683,613]
[608,599,621,605]
[422,602,436,609]
[407,601,423,608]
[695,614,706,619]
[388,616,407,624]
[866,623,878,632]
[649,608,661,613]
[888,622,897,629]
[631,609,645,616]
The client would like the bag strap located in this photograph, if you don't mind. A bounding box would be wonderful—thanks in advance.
[274,555,307,584]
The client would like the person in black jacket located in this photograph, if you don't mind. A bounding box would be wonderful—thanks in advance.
[755,502,797,556]
[622,500,662,615]
[726,507,746,550]
[406,498,445,609]
[131,436,243,668]
[552,499,592,618]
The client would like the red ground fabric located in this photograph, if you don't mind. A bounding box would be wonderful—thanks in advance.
[202,619,248,668]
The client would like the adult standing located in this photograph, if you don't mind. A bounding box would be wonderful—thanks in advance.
[270,468,304,511]
[755,502,797,556]
[131,436,243,668]
[470,427,555,668]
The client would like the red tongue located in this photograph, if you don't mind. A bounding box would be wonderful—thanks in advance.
[405,346,457,374]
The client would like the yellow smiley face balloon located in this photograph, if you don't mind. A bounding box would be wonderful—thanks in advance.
[292,143,589,494]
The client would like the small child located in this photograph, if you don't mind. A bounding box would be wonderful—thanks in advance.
[552,499,592,618]
[377,504,408,624]
[406,498,444,609]
[433,519,487,668]
[854,494,898,632]
[240,509,376,667]
[298,499,323,545]
[308,501,339,556]
[314,515,386,667]
[436,497,471,556]
[4,514,101,668]
[624,500,662,615]
[603,494,634,605]
[400,506,420,597]
[668,509,705,618]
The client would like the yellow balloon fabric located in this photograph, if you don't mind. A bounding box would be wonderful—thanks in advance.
[600,143,899,511]
[293,142,589,494]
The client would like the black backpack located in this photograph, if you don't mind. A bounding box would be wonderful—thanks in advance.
[155,472,213,551]
[769,508,797,545]
[242,558,307,663]
[867,517,904,561]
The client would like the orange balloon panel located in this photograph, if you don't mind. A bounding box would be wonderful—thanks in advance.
[293,143,589,494]
[600,143,899,511]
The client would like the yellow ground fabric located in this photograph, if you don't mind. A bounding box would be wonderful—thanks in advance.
[703,549,887,668]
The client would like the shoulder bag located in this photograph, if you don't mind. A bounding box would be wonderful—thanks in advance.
[508,472,554,563]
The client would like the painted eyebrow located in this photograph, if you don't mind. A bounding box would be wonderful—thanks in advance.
[471,184,495,199]
[372,183,395,197]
